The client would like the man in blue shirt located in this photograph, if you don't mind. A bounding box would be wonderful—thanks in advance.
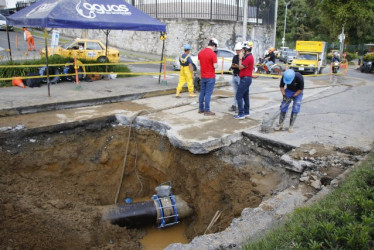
[274,69,304,132]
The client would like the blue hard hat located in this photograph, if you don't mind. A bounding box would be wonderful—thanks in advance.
[283,69,295,84]
[184,44,192,50]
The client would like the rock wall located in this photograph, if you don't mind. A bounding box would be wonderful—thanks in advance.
[59,19,274,61]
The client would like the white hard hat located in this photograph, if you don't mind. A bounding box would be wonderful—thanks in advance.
[234,42,242,51]
[242,41,253,50]
[209,38,219,47]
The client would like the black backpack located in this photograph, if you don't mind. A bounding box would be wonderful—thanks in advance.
[25,72,42,88]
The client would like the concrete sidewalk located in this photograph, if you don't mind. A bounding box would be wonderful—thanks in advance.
[1,68,373,154]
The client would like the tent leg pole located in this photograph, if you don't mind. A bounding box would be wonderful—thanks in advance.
[105,30,109,74]
[6,26,12,62]
[158,39,165,85]
[44,29,51,97]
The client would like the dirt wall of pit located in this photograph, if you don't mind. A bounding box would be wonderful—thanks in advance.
[0,118,298,249]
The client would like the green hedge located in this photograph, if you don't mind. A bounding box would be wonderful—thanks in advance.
[0,55,131,87]
[363,53,374,61]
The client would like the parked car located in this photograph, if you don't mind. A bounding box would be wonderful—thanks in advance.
[285,50,297,64]
[173,48,236,73]
[0,14,13,31]
[40,38,120,62]
[278,47,290,62]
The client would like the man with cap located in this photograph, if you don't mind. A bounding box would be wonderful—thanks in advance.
[234,41,254,119]
[229,42,243,112]
[274,69,304,132]
[176,44,195,97]
[197,38,218,116]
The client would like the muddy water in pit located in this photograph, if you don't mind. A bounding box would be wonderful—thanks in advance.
[0,121,296,249]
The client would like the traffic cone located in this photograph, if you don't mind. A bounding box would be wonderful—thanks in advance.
[12,77,25,88]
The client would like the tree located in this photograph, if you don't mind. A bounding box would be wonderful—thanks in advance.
[318,0,374,44]
[276,0,374,47]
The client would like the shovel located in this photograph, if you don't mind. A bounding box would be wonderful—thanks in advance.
[260,98,292,133]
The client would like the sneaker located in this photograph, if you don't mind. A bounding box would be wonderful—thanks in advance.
[228,105,236,112]
[204,111,215,116]
[198,110,204,114]
[288,126,294,133]
[234,114,245,120]
[176,95,181,98]
[189,93,196,97]
[244,114,251,118]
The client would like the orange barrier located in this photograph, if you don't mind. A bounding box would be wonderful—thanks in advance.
[74,55,80,86]
[12,77,25,88]
[329,63,333,81]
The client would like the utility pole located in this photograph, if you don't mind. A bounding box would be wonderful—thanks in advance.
[273,0,278,48]
[242,0,248,41]
[339,25,345,57]
[282,0,292,48]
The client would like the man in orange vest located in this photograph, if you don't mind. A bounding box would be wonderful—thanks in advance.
[23,27,36,51]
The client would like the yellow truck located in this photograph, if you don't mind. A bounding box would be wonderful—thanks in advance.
[290,41,327,74]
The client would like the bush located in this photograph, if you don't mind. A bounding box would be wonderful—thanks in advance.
[0,55,131,87]
[364,53,374,61]
[245,150,374,249]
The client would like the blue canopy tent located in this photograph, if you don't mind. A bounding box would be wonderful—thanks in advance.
[7,0,166,96]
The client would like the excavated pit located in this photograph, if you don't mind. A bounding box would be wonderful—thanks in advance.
[0,117,360,249]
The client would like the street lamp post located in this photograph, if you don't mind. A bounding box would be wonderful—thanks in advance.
[282,0,293,48]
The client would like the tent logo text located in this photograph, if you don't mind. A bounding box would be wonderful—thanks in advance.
[26,2,58,17]
[76,1,132,19]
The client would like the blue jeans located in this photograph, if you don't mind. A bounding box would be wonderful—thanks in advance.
[232,75,240,106]
[280,88,303,113]
[265,60,274,71]
[199,77,216,112]
[236,76,252,116]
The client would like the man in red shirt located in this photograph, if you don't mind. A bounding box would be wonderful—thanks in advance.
[234,41,254,119]
[197,38,218,116]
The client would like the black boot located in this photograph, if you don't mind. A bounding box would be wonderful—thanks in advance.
[274,112,286,131]
[288,112,298,132]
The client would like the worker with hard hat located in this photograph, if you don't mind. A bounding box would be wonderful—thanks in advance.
[197,38,218,116]
[176,44,195,98]
[229,42,243,112]
[234,41,254,119]
[274,69,304,132]
[264,47,276,72]
[23,27,36,51]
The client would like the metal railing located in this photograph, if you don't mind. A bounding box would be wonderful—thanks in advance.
[126,0,275,25]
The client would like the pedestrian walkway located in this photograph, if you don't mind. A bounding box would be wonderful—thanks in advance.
[1,69,373,154]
